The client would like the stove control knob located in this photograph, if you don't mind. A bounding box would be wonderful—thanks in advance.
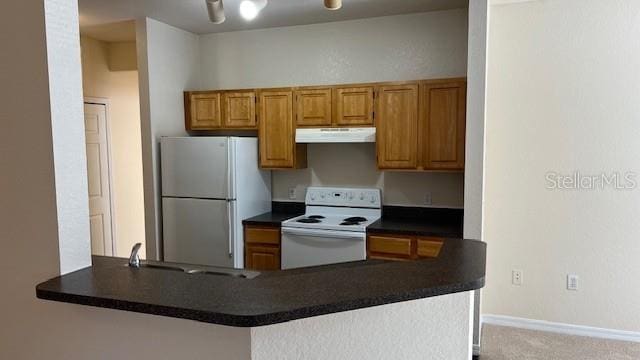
[320,192,326,199]
[359,193,365,201]
[347,192,354,200]
[310,193,316,201]
[369,195,377,204]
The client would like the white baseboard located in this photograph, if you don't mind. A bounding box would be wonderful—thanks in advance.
[482,314,640,343]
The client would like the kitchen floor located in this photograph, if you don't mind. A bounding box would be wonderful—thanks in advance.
[479,324,640,360]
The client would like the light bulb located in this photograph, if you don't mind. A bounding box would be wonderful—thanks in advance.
[324,0,342,10]
[239,0,267,21]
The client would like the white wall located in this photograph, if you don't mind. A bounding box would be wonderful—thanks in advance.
[484,0,640,332]
[197,10,469,208]
[81,35,147,258]
[43,0,91,274]
[0,2,251,358]
[252,292,473,360]
[137,17,200,259]
[465,0,490,351]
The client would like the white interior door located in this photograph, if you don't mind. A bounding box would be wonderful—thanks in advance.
[84,102,114,256]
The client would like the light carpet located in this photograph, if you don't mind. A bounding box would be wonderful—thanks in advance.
[479,324,640,360]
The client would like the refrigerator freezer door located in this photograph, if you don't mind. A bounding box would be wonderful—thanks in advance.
[162,197,234,268]
[161,137,230,199]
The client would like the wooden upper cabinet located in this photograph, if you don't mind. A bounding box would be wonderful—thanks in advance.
[258,90,307,169]
[223,91,256,128]
[422,80,466,170]
[186,92,222,130]
[334,87,374,126]
[295,88,332,127]
[375,83,419,169]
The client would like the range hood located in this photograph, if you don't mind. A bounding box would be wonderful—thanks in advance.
[295,127,376,143]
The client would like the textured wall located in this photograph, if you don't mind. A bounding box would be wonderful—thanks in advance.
[251,292,473,360]
[43,0,91,274]
[137,18,199,259]
[197,10,468,207]
[484,0,640,332]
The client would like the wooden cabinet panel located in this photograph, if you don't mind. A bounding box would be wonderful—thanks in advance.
[296,88,332,126]
[245,245,280,271]
[422,81,466,170]
[334,87,374,126]
[368,235,413,260]
[375,84,419,169]
[416,238,444,258]
[223,91,256,128]
[245,227,280,245]
[367,234,445,261]
[187,92,221,130]
[258,90,307,169]
[244,225,281,270]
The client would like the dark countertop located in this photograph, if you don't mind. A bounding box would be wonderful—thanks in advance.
[367,206,464,238]
[366,218,463,238]
[242,201,304,226]
[36,239,485,327]
[242,212,298,226]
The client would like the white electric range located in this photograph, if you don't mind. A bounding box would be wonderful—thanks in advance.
[281,187,381,270]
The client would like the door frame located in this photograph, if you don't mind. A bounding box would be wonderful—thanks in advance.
[84,97,118,256]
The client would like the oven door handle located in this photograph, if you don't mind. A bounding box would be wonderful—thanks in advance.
[281,227,365,240]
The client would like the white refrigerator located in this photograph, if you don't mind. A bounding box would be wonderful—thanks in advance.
[160,137,271,269]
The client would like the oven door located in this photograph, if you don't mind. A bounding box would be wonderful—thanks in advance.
[281,227,366,270]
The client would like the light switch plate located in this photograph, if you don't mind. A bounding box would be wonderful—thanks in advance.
[288,187,297,200]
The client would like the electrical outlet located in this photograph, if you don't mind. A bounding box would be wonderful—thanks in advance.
[567,274,579,291]
[424,192,432,205]
[288,187,297,200]
[512,269,523,286]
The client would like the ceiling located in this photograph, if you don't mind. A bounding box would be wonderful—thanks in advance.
[79,0,468,35]
[81,20,136,42]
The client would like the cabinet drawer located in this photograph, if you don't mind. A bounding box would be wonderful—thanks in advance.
[368,235,412,257]
[417,238,444,258]
[245,227,280,245]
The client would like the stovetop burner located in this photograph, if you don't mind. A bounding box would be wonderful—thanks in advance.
[339,221,361,226]
[308,215,325,219]
[296,218,322,224]
[343,216,367,222]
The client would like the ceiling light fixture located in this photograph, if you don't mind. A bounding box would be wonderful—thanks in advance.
[239,0,267,21]
[324,0,342,10]
[207,0,226,24]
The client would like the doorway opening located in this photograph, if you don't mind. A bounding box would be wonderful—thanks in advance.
[80,20,146,259]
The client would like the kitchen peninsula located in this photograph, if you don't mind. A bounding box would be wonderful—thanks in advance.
[37,238,485,359]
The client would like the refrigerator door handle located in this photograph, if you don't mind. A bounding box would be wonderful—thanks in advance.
[227,200,235,258]
[227,138,236,199]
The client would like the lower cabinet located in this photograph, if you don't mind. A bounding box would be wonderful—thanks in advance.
[244,225,281,270]
[367,234,444,261]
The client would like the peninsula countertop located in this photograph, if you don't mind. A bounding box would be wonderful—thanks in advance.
[36,238,485,327]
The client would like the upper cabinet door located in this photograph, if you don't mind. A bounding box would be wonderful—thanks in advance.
[223,91,257,128]
[422,80,466,170]
[186,92,222,130]
[295,88,332,127]
[334,87,374,126]
[258,90,304,169]
[376,83,419,169]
